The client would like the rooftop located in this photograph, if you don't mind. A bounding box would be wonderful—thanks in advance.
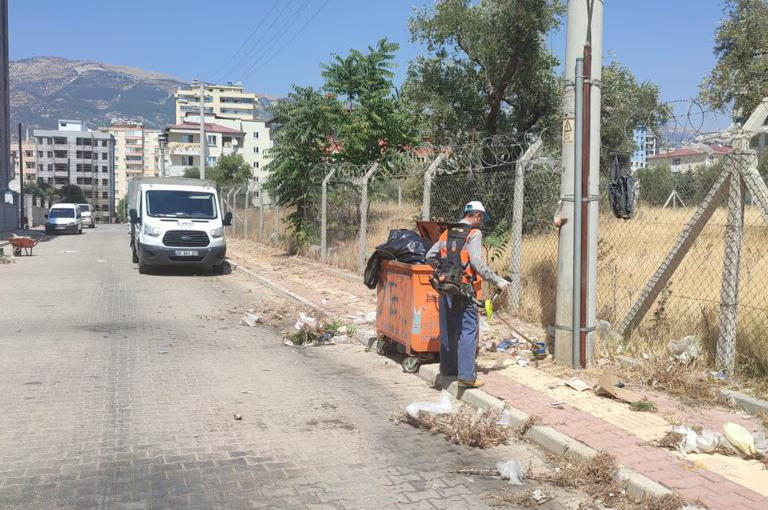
[166,122,244,135]
[648,144,733,159]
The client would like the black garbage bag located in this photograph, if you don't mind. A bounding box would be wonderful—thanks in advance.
[363,229,433,289]
[609,156,636,219]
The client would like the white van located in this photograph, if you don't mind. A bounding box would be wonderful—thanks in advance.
[127,177,232,274]
[77,203,96,228]
[45,203,83,235]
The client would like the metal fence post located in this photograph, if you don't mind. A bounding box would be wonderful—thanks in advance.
[397,182,402,207]
[358,162,379,274]
[421,154,444,221]
[717,168,745,374]
[258,182,264,243]
[244,185,250,239]
[508,138,542,310]
[321,166,336,263]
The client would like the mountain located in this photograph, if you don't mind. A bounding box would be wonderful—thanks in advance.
[10,56,278,133]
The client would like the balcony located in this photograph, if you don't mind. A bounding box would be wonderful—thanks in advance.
[167,141,200,156]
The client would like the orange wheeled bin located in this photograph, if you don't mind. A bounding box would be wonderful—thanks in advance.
[374,221,446,373]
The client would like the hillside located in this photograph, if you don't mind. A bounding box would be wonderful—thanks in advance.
[10,56,277,132]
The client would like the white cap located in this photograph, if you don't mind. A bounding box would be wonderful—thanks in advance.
[464,201,490,221]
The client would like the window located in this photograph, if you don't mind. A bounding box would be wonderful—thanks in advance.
[252,131,259,139]
[102,179,109,186]
[25,162,34,169]
[102,166,108,173]
[76,138,92,146]
[207,156,216,167]
[672,158,681,166]
[54,163,68,172]
[54,150,67,158]
[37,151,43,157]
[53,137,67,144]
[207,134,217,146]
[47,151,53,158]
[101,140,108,147]
[126,155,142,161]
[181,155,194,166]
[252,161,259,168]
[146,190,217,219]
[47,164,53,171]
[102,152,108,160]
[182,134,194,143]
[25,151,32,157]
[102,192,108,198]
[38,164,43,172]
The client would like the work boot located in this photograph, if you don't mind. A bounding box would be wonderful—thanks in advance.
[458,377,485,388]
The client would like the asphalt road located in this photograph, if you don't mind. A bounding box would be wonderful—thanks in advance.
[0,225,573,510]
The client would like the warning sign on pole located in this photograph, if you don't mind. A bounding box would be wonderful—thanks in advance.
[562,118,575,145]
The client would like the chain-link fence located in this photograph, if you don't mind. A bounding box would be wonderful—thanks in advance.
[221,101,768,377]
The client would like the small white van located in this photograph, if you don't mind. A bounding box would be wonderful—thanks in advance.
[45,203,83,235]
[126,177,232,274]
[77,203,96,228]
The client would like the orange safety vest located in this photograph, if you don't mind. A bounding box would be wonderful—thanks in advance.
[438,226,484,298]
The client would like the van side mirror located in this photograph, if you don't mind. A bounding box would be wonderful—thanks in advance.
[223,212,233,227]
[129,208,140,224]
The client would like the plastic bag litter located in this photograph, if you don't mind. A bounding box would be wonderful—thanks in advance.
[294,313,323,336]
[724,422,756,456]
[667,335,702,363]
[240,313,263,327]
[497,410,511,427]
[671,426,721,454]
[753,430,768,456]
[496,460,524,485]
[406,390,455,419]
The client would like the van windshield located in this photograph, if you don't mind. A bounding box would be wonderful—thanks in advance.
[78,205,91,213]
[145,190,217,219]
[49,208,74,218]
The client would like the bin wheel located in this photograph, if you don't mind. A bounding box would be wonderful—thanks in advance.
[374,338,390,355]
[402,356,421,373]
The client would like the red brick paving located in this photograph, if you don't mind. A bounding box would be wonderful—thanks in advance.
[483,373,767,510]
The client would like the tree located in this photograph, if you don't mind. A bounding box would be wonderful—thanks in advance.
[266,40,416,237]
[117,196,127,223]
[183,167,200,179]
[700,0,768,117]
[600,62,670,175]
[57,184,86,204]
[208,154,251,187]
[636,165,674,206]
[403,0,565,141]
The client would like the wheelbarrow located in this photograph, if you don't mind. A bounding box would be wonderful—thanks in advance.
[7,236,39,256]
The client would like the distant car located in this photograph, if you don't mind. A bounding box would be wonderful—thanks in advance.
[45,203,83,235]
[78,203,96,228]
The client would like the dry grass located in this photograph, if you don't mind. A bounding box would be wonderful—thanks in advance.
[392,405,510,448]
[515,415,542,438]
[529,452,688,510]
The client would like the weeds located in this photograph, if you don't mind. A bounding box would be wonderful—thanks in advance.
[392,406,510,448]
[515,415,542,438]
[630,398,658,413]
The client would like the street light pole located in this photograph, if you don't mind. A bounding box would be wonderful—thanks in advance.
[198,81,206,180]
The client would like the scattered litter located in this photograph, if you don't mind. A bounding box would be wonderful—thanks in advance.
[724,422,756,456]
[491,353,512,369]
[496,410,511,427]
[594,372,643,404]
[240,313,263,327]
[496,460,524,485]
[667,335,702,363]
[395,404,509,448]
[233,413,242,421]
[754,430,768,456]
[496,339,522,352]
[406,390,455,419]
[546,381,563,390]
[565,377,589,392]
[710,371,728,380]
[516,356,529,367]
[531,489,547,503]
[294,313,322,335]
[157,349,168,355]
[550,401,566,409]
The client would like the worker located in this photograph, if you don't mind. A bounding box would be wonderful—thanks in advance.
[426,201,509,388]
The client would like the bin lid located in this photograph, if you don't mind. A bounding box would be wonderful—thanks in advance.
[416,221,447,243]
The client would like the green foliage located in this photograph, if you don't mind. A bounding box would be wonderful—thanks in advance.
[209,154,251,187]
[117,196,126,223]
[636,165,674,206]
[21,179,44,198]
[522,167,560,234]
[183,167,200,179]
[56,184,86,204]
[700,0,768,116]
[600,62,670,175]
[694,161,726,203]
[403,0,565,141]
[266,40,417,238]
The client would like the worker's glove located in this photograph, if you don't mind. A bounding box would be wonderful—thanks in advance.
[496,279,510,291]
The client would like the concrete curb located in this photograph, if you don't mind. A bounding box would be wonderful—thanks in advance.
[228,259,675,502]
[416,364,674,501]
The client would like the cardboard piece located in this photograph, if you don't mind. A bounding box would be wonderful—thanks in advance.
[565,377,590,392]
[594,373,643,404]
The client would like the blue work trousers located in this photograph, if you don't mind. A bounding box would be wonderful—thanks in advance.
[438,293,479,380]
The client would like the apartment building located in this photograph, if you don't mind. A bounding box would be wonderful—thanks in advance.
[104,123,161,201]
[630,126,659,170]
[174,82,259,123]
[33,120,116,223]
[10,140,37,184]
[647,143,732,173]
[163,121,245,177]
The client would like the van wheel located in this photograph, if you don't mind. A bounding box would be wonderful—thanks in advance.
[138,258,150,274]
[78,226,83,234]
[132,248,139,263]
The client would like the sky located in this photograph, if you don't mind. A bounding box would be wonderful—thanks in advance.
[10,0,733,129]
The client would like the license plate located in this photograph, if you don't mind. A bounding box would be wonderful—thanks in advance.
[175,250,199,257]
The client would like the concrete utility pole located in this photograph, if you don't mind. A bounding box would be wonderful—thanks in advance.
[198,81,206,180]
[554,0,604,368]
[0,0,10,194]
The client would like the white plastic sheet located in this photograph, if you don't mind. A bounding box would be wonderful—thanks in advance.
[405,390,455,419]
[496,460,524,485]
